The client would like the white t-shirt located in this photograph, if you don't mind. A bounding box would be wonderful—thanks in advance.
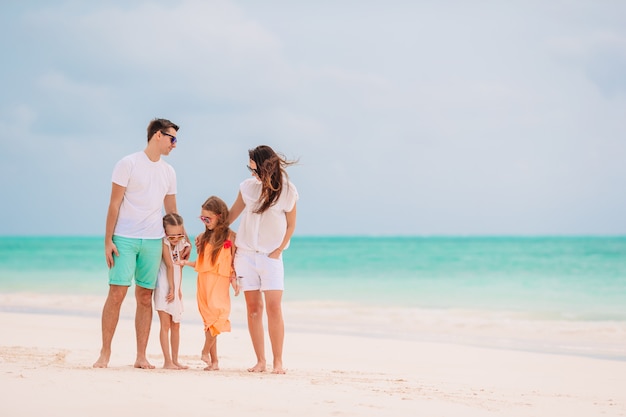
[111,151,177,239]
[235,177,299,253]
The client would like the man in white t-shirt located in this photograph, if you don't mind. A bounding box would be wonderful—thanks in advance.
[94,118,188,369]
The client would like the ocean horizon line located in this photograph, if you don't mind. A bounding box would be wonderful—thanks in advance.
[1,234,625,239]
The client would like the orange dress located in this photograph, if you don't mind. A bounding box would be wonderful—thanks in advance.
[195,240,234,336]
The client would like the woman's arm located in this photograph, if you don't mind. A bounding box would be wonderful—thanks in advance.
[228,192,245,224]
[269,203,297,259]
[229,230,240,295]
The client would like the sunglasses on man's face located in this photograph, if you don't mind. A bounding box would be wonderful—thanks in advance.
[161,131,177,144]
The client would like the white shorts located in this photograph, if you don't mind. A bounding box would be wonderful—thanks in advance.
[234,250,284,291]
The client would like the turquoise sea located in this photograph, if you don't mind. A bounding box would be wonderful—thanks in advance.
[1,236,625,322]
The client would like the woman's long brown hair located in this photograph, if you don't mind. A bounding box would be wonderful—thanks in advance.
[197,196,231,265]
[249,145,297,214]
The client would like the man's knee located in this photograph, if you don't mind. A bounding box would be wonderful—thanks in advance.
[107,285,128,305]
[135,287,153,308]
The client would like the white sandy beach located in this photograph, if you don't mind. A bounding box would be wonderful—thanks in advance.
[1,294,626,417]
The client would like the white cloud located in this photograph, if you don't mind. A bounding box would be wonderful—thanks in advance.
[0,0,625,236]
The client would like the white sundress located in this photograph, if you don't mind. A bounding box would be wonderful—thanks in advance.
[154,238,190,323]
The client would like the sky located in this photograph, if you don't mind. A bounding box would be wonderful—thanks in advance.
[1,0,625,237]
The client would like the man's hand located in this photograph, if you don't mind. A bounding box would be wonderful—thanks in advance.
[105,240,119,268]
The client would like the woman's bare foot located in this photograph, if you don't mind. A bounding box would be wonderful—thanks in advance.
[200,352,210,365]
[174,361,189,370]
[272,359,286,374]
[93,350,110,368]
[247,361,266,373]
[203,362,219,371]
[162,362,179,370]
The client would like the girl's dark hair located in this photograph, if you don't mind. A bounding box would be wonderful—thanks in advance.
[163,213,184,229]
[249,145,297,214]
[197,196,231,264]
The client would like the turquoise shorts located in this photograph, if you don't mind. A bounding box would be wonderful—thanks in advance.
[108,236,162,289]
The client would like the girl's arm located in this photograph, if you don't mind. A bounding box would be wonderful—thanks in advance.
[269,203,297,259]
[162,242,175,303]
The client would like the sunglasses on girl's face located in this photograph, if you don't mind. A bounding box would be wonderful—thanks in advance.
[161,131,177,144]
[199,216,213,225]
[166,234,185,241]
[246,165,259,175]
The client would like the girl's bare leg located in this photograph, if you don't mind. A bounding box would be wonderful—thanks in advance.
[170,322,187,369]
[201,330,218,370]
[244,290,266,372]
[157,311,177,369]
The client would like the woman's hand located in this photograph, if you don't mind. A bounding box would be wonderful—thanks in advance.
[230,275,241,296]
[268,248,282,259]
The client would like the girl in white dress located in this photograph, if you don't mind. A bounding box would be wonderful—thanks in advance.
[154,213,190,369]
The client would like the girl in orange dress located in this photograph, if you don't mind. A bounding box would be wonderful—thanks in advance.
[181,196,239,370]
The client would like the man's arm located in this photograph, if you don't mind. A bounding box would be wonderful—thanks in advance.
[105,183,126,268]
[163,194,178,215]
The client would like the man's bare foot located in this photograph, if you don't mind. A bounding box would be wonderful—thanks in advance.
[174,361,189,370]
[247,361,266,373]
[162,362,179,370]
[203,363,219,371]
[200,353,210,365]
[134,359,155,369]
[93,351,110,368]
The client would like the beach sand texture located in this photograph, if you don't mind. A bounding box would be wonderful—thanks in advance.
[2,300,626,417]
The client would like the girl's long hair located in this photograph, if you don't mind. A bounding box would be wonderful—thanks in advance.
[197,196,231,265]
[249,145,297,214]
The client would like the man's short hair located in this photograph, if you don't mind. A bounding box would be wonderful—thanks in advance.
[147,118,179,142]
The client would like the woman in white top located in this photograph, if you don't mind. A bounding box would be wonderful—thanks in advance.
[229,145,299,374]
